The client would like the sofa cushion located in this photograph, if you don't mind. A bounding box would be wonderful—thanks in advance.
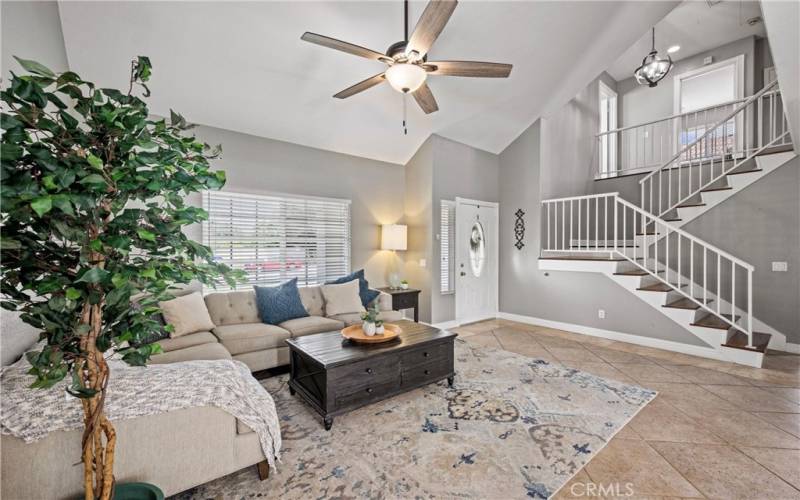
[326,312,363,327]
[212,323,290,355]
[159,292,216,337]
[154,331,217,353]
[204,290,260,326]
[254,279,309,325]
[297,285,325,317]
[325,269,380,307]
[280,316,344,337]
[149,342,231,364]
[321,279,365,317]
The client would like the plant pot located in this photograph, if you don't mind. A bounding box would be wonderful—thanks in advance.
[113,483,164,500]
[400,283,409,290]
[362,322,376,336]
[375,324,385,335]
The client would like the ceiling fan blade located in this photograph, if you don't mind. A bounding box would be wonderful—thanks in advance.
[424,61,513,78]
[413,83,439,114]
[333,73,386,99]
[301,32,389,61]
[406,0,458,58]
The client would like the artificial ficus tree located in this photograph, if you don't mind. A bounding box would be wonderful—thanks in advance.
[1,56,241,499]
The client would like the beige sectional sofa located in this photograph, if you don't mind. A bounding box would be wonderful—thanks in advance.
[150,286,402,371]
[1,285,403,499]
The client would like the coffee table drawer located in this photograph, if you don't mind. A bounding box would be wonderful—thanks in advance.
[334,379,400,408]
[400,342,450,366]
[328,356,400,387]
[401,359,451,387]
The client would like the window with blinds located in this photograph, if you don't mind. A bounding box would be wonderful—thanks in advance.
[440,200,455,294]
[202,190,351,291]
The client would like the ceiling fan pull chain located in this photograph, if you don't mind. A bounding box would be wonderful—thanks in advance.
[402,93,408,135]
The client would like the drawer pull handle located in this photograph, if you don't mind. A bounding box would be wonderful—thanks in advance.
[424,369,430,375]
[366,388,373,394]
[365,368,373,374]
[423,352,429,357]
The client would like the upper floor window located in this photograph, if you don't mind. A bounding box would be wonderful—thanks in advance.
[598,80,618,177]
[202,190,351,291]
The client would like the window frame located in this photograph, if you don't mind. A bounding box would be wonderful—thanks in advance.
[598,80,618,177]
[440,199,456,295]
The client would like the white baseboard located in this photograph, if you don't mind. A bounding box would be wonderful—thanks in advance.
[496,312,730,362]
[778,342,800,354]
[432,320,460,330]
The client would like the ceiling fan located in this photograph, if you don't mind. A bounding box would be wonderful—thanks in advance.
[300,0,512,115]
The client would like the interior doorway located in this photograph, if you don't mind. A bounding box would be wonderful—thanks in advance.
[455,198,498,325]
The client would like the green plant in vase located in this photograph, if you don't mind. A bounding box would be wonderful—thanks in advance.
[0,56,242,499]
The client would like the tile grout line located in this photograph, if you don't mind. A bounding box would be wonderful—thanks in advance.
[733,444,800,493]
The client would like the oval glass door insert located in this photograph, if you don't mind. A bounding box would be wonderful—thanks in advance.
[469,221,486,277]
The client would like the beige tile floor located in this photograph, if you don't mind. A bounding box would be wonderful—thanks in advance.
[451,319,800,499]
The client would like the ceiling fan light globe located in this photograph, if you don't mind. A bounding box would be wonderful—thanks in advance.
[386,63,427,94]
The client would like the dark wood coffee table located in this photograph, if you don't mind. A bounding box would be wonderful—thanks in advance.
[285,320,456,430]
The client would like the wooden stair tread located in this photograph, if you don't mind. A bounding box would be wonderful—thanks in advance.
[723,331,771,353]
[637,282,687,292]
[676,201,706,209]
[701,186,733,193]
[691,313,741,330]
[756,144,794,155]
[614,269,665,276]
[663,297,712,310]
[539,256,625,261]
[726,169,763,176]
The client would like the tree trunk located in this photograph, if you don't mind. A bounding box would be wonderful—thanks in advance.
[79,299,117,499]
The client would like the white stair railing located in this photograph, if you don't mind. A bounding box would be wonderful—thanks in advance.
[541,192,755,348]
[639,80,790,218]
[597,96,749,178]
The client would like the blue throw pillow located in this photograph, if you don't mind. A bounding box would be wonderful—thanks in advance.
[326,269,380,307]
[254,278,309,325]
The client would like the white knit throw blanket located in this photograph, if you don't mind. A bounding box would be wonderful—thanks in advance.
[1,358,282,468]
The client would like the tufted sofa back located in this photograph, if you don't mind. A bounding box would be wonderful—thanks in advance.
[204,291,260,326]
[203,285,329,326]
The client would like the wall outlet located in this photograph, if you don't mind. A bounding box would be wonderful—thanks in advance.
[419,259,427,268]
[598,309,606,319]
[703,56,714,65]
[772,261,788,272]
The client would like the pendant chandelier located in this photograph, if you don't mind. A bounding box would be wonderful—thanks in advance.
[634,27,673,87]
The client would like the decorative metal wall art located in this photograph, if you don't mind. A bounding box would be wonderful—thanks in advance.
[514,208,525,250]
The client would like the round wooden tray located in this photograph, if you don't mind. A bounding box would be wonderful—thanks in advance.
[341,323,402,343]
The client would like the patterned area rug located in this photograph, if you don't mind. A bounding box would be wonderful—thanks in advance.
[176,340,656,499]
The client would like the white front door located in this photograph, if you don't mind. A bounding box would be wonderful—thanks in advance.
[455,198,498,324]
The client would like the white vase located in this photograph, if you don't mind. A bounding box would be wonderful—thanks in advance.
[362,322,376,336]
[375,324,385,335]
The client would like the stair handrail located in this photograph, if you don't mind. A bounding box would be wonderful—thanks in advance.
[541,191,755,347]
[638,80,779,187]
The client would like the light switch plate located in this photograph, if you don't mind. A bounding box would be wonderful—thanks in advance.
[419,259,427,267]
[772,261,788,272]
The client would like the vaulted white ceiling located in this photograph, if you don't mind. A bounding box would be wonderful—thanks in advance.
[58,1,676,164]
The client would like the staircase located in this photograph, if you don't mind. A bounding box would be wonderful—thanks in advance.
[540,81,795,368]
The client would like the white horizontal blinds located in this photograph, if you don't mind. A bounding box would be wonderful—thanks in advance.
[202,190,351,291]
[440,200,455,294]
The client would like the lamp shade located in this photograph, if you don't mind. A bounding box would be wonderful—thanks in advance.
[381,224,407,251]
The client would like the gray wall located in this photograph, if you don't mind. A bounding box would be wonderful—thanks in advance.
[498,120,706,347]
[403,137,435,323]
[187,125,406,289]
[1,1,70,366]
[430,136,499,324]
[540,72,618,199]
